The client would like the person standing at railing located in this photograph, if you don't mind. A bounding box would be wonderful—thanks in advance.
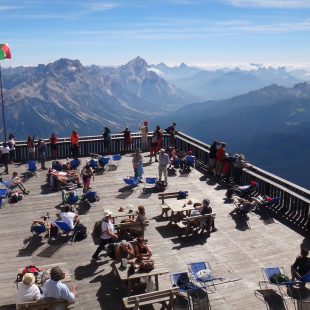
[122,126,132,152]
[155,125,163,151]
[27,135,35,160]
[38,138,47,170]
[215,142,226,176]
[139,121,149,151]
[165,122,177,147]
[70,130,79,159]
[103,127,111,154]
[0,142,10,174]
[208,141,218,174]
[7,132,15,163]
[49,133,58,160]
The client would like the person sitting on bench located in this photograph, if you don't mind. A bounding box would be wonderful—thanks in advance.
[2,172,29,195]
[134,236,152,258]
[16,273,42,303]
[115,240,135,261]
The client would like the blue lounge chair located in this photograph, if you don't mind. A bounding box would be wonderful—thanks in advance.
[55,221,76,244]
[0,188,9,209]
[26,160,38,178]
[31,224,49,242]
[142,177,157,194]
[259,267,295,309]
[123,176,139,188]
[70,159,80,170]
[188,261,223,292]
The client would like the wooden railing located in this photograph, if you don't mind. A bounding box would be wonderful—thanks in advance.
[3,131,310,235]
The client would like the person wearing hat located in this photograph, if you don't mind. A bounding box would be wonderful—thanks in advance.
[158,148,169,185]
[43,266,76,305]
[92,210,118,261]
[38,138,47,170]
[16,273,42,303]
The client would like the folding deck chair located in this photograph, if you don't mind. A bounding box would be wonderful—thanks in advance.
[259,267,295,309]
[123,176,139,190]
[54,221,76,244]
[171,272,210,310]
[141,177,157,194]
[70,159,80,170]
[188,261,223,293]
[26,160,38,178]
[0,188,9,209]
[30,224,50,242]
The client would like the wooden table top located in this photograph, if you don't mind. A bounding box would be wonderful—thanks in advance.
[165,198,200,213]
[113,254,169,281]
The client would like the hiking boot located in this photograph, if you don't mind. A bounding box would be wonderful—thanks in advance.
[91,256,101,261]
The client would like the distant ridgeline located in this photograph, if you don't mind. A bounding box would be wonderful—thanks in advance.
[1,57,310,188]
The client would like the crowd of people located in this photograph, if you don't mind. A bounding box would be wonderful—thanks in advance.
[0,122,307,308]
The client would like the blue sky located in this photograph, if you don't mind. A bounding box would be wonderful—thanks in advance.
[1,0,310,67]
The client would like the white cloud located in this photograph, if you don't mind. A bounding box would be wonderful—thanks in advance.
[85,2,120,12]
[226,0,310,8]
[0,5,22,11]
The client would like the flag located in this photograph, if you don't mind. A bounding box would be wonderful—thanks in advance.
[0,43,11,60]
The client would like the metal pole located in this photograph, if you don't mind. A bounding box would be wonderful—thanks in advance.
[0,65,7,142]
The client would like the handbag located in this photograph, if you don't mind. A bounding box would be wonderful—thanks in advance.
[139,259,155,272]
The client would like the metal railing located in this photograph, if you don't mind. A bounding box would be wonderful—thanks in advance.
[3,131,310,235]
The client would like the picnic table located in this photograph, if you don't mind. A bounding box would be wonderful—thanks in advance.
[111,210,136,224]
[111,254,169,295]
[165,198,200,224]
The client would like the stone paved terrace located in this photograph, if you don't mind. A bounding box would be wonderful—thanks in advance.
[0,153,308,310]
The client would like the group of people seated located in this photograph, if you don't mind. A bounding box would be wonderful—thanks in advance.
[16,266,76,306]
[47,169,82,191]
[166,148,195,175]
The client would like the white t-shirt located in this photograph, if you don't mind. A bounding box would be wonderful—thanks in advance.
[0,146,10,154]
[101,219,114,240]
[3,176,15,188]
[16,282,42,303]
[59,211,76,229]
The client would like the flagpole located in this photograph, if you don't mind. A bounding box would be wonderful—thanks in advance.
[0,65,7,142]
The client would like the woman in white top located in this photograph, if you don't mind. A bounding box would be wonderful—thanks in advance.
[8,133,15,163]
[16,273,42,303]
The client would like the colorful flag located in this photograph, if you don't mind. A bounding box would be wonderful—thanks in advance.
[0,43,11,60]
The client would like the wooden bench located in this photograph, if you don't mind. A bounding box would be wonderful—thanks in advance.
[115,220,149,238]
[176,213,216,237]
[158,192,183,218]
[16,298,73,310]
[123,288,179,310]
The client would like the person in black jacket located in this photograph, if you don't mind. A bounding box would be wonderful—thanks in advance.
[208,141,218,174]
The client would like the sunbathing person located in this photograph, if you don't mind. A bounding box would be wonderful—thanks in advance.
[134,237,152,258]
[48,169,81,190]
[2,172,29,194]
[229,198,256,216]
[291,249,310,281]
[225,180,258,200]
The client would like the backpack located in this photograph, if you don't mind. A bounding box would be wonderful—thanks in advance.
[15,265,41,286]
[106,243,116,259]
[91,220,103,245]
[139,259,155,272]
[176,273,193,290]
[74,224,87,241]
[178,191,188,199]
[84,190,99,203]
[155,181,166,192]
[270,273,289,284]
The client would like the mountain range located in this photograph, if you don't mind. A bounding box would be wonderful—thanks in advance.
[154,83,310,189]
[2,57,195,137]
[1,57,310,188]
